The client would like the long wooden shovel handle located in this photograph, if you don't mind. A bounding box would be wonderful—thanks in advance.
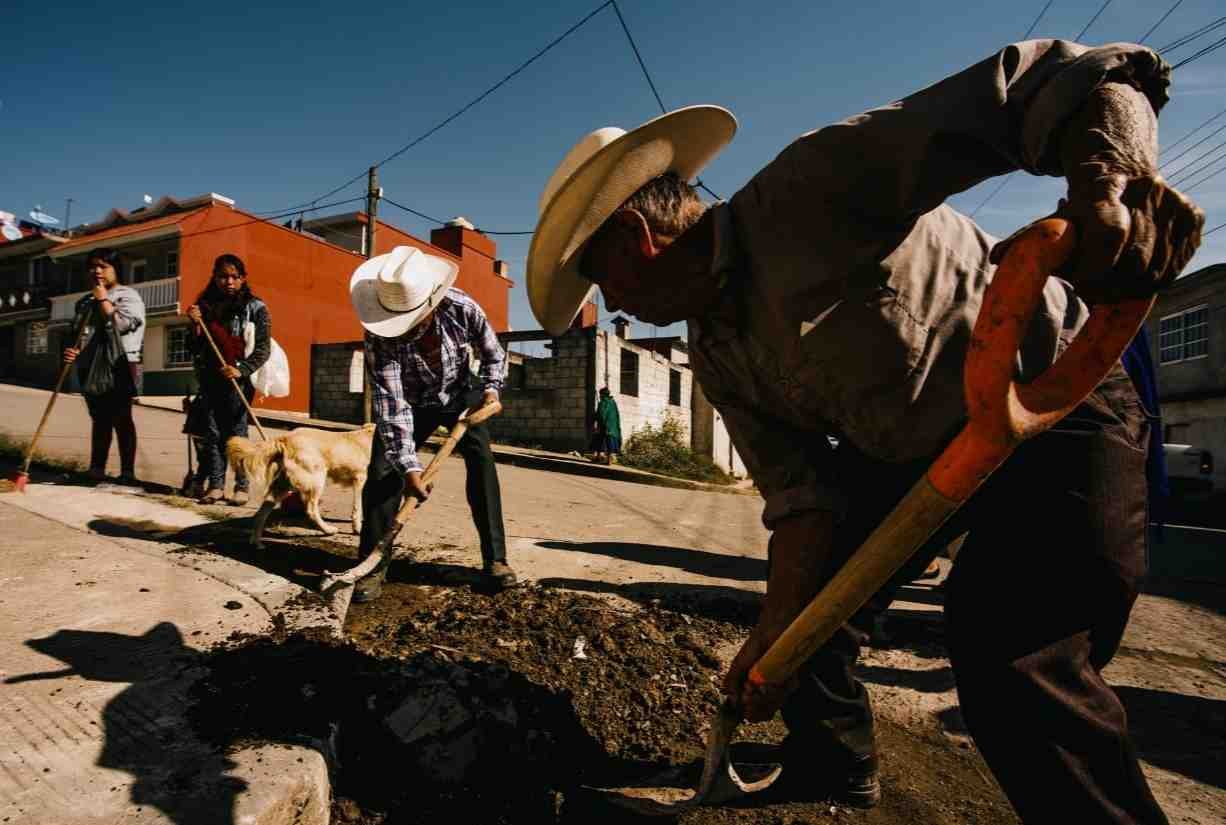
[321,400,503,592]
[21,311,94,476]
[749,218,1154,689]
[193,315,270,441]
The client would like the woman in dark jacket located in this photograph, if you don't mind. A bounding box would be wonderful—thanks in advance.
[186,254,270,504]
[63,247,146,483]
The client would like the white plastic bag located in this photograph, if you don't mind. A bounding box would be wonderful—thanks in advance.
[244,324,291,398]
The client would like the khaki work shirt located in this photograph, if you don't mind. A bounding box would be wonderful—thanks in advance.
[687,39,1170,528]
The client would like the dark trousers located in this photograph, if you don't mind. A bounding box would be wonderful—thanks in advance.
[784,368,1167,824]
[360,393,507,569]
[197,372,253,491]
[83,363,142,476]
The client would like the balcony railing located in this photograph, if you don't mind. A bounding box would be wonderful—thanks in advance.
[50,277,180,322]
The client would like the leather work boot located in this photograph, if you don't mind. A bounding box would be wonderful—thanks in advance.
[352,567,387,604]
[781,736,881,809]
[484,561,518,590]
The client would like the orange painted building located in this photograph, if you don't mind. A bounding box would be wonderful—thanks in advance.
[35,194,512,413]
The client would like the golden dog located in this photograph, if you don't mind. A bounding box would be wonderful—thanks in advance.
[227,424,375,549]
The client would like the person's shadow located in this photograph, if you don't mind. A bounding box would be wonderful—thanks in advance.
[6,622,245,825]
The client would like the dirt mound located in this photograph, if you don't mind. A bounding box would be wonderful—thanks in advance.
[189,580,1016,824]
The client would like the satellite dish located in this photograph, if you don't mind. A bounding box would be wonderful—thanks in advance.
[1,224,22,241]
[143,194,153,205]
[28,208,59,226]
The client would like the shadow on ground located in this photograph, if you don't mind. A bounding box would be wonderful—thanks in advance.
[1117,685,1226,790]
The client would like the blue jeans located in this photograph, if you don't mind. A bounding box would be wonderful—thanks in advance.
[196,372,253,491]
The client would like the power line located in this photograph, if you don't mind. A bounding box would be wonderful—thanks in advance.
[381,197,447,227]
[1172,32,1226,69]
[1181,156,1226,192]
[1167,139,1226,185]
[1203,220,1225,236]
[1158,15,1226,53]
[1075,0,1113,42]
[1161,108,1226,156]
[274,1,615,217]
[970,0,1068,219]
[611,0,665,114]
[1140,0,1184,44]
[1161,122,1226,167]
[1022,0,1054,38]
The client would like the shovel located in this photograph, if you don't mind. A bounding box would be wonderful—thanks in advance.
[601,218,1155,815]
[320,400,503,618]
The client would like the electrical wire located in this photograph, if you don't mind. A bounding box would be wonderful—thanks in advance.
[1075,0,1112,42]
[1157,15,1226,53]
[970,0,1061,219]
[272,1,615,216]
[1167,140,1226,185]
[1172,32,1226,69]
[1161,123,1226,168]
[1181,157,1226,192]
[1161,108,1226,157]
[1202,219,1225,236]
[1139,1,1184,44]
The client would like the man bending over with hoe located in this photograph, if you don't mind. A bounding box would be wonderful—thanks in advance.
[526,39,1202,824]
[349,245,516,603]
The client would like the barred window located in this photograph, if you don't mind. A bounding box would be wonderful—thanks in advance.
[165,325,192,367]
[1159,305,1210,364]
[620,348,639,397]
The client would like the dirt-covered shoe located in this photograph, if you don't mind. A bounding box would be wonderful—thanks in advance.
[483,561,518,589]
[229,489,250,506]
[201,487,225,504]
[88,467,108,482]
[352,569,387,604]
[781,736,881,809]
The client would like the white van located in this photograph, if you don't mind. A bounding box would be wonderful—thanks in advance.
[1163,444,1216,497]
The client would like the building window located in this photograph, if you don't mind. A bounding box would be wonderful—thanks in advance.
[620,348,639,397]
[166,251,179,278]
[165,325,193,367]
[669,369,682,406]
[26,322,48,355]
[1159,305,1210,364]
[129,259,148,284]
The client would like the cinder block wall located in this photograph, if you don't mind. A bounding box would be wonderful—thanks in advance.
[489,331,593,450]
[311,342,365,423]
[595,331,691,445]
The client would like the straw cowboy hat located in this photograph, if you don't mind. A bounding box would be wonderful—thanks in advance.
[527,105,737,336]
[350,245,460,338]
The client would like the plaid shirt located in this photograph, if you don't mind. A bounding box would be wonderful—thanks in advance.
[365,288,505,474]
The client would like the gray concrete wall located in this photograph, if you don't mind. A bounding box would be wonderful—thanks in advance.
[311,342,366,424]
[490,332,593,450]
[1147,264,1226,400]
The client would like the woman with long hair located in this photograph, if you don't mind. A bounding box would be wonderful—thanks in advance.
[186,254,270,503]
[62,247,146,483]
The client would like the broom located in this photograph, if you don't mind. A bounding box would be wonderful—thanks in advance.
[4,307,93,493]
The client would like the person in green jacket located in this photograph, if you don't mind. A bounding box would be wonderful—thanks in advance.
[591,387,621,465]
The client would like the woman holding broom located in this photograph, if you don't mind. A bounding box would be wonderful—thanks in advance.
[186,254,270,504]
[62,247,146,484]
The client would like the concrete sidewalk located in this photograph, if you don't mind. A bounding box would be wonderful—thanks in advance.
[0,486,336,825]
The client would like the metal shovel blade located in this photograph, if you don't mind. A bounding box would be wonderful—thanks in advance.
[597,698,782,816]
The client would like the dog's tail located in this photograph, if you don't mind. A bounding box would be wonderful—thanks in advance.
[226,435,283,492]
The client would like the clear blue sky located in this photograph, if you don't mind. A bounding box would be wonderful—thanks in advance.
[5,0,1224,346]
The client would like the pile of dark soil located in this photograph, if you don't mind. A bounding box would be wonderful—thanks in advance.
[188,578,1017,824]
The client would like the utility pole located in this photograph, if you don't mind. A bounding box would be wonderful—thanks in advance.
[63,198,73,235]
[362,166,380,422]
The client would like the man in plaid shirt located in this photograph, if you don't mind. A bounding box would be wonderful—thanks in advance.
[350,246,515,601]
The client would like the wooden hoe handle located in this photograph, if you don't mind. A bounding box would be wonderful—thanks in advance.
[749,218,1154,689]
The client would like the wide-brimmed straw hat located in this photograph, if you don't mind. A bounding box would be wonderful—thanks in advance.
[526,105,737,336]
[349,245,459,338]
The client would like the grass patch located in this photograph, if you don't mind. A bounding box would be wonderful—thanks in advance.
[0,431,86,474]
[619,415,732,485]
